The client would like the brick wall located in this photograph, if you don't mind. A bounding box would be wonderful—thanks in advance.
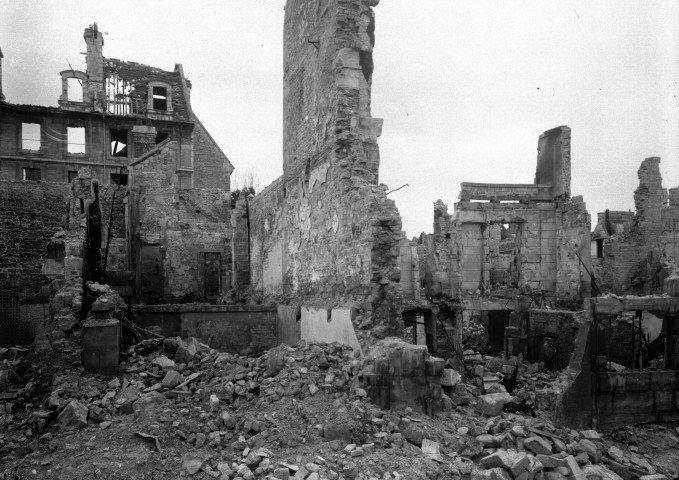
[0,180,68,287]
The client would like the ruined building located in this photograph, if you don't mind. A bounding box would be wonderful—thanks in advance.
[245,0,403,352]
[0,24,234,345]
[591,157,679,296]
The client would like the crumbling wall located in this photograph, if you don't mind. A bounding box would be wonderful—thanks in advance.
[593,158,676,295]
[249,0,403,349]
[130,141,233,302]
[534,126,571,199]
[0,180,68,286]
[555,196,591,307]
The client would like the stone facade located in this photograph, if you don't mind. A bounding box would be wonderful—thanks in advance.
[248,0,403,349]
[591,158,679,295]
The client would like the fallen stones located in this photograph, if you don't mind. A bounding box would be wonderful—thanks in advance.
[57,400,88,431]
[152,356,176,371]
[476,392,514,417]
[524,435,553,455]
[161,370,183,389]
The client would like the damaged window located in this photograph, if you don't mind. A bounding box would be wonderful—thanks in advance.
[110,172,128,186]
[67,126,86,154]
[22,167,41,181]
[155,131,169,144]
[67,77,83,102]
[67,171,78,183]
[152,86,168,111]
[110,128,128,157]
[21,122,41,151]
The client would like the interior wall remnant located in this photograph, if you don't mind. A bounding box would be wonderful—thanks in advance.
[248,0,403,350]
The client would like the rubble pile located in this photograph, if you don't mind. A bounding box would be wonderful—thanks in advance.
[1,336,678,479]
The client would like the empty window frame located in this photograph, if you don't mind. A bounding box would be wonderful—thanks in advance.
[155,131,169,144]
[67,126,86,154]
[22,167,41,181]
[110,128,129,157]
[67,77,83,102]
[67,171,78,183]
[152,86,168,110]
[21,122,41,151]
[110,173,129,186]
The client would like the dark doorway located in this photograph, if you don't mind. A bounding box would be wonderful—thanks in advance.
[487,310,511,352]
[202,253,221,300]
[140,245,164,301]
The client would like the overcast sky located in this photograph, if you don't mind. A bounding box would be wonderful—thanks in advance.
[1,1,677,237]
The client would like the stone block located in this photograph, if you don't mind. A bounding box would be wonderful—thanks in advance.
[653,390,673,412]
[649,371,676,391]
[161,370,183,389]
[613,391,654,413]
[524,436,552,455]
[536,455,566,469]
[324,423,352,444]
[596,373,626,393]
[57,400,88,431]
[471,468,513,480]
[441,368,461,386]
[624,372,649,392]
[400,347,426,376]
[476,392,513,417]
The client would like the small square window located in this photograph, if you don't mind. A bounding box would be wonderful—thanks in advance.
[67,126,86,154]
[110,128,128,157]
[21,122,41,151]
[23,167,41,181]
[67,171,78,183]
[152,86,168,111]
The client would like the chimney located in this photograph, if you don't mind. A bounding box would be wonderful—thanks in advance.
[83,23,104,108]
[0,48,5,102]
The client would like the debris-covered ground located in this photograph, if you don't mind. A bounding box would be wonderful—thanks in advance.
[1,335,678,480]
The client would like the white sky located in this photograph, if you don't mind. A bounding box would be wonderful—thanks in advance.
[1,1,677,237]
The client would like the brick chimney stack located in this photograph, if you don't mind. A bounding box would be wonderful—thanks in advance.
[83,23,104,108]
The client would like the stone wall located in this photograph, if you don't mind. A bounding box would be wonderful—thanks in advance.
[0,180,68,287]
[527,309,582,369]
[593,370,679,430]
[555,196,591,307]
[129,141,233,302]
[249,0,403,349]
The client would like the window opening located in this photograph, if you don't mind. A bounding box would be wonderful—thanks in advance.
[110,173,128,186]
[152,86,168,110]
[22,168,41,181]
[202,253,221,299]
[110,128,128,157]
[596,239,604,259]
[67,77,83,102]
[68,171,78,183]
[155,131,169,144]
[105,75,133,115]
[21,123,41,151]
[67,127,86,154]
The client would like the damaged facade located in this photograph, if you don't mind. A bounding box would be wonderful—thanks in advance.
[0,24,234,346]
[246,0,403,352]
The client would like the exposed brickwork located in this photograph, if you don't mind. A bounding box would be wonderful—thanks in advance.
[0,180,68,287]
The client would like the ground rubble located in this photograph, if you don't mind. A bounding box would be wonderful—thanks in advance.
[0,337,678,480]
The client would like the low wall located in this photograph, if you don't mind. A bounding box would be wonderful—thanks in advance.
[134,304,278,355]
[300,307,362,353]
[593,370,679,429]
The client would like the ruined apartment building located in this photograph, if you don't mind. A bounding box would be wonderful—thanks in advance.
[591,157,679,296]
[0,24,234,345]
[409,126,592,364]
[247,0,403,352]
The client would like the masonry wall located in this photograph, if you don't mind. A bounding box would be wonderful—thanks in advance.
[249,0,402,349]
[0,180,68,287]
[593,158,677,295]
[192,117,233,190]
[594,370,679,429]
[130,141,233,302]
[528,309,581,369]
